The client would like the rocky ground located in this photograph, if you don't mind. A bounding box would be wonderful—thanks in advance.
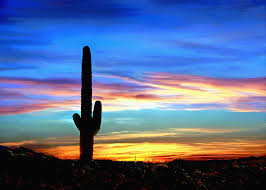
[0,145,265,190]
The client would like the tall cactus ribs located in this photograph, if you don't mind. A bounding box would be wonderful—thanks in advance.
[73,46,102,161]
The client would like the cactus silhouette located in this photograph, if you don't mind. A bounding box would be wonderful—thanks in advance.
[73,46,102,161]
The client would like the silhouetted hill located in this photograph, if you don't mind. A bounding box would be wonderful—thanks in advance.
[0,145,265,190]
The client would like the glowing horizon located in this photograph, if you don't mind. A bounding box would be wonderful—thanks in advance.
[2,136,266,162]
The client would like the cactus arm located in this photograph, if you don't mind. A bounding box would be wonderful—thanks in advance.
[92,101,102,135]
[73,113,81,131]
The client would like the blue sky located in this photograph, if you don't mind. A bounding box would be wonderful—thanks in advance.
[0,0,265,160]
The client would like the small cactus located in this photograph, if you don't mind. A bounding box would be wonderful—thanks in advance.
[73,46,102,161]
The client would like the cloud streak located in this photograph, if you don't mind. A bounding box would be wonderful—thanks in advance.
[1,0,139,25]
[166,40,264,58]
[152,0,266,8]
[0,72,265,115]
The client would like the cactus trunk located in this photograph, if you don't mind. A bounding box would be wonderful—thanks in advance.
[73,46,102,161]
[80,132,93,160]
[81,47,92,121]
[80,46,93,160]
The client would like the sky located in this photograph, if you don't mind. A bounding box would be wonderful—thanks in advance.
[0,0,265,161]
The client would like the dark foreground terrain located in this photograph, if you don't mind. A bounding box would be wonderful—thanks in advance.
[0,145,265,190]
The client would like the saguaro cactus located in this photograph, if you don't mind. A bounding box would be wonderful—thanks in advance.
[73,46,102,161]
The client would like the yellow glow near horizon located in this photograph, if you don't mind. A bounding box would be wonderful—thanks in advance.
[2,127,265,162]
[16,140,265,162]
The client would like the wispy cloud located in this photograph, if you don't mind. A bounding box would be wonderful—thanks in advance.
[94,72,265,112]
[152,0,266,8]
[1,0,139,25]
[165,40,263,58]
[0,72,265,115]
[170,128,240,134]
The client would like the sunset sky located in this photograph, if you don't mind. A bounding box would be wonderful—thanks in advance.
[0,0,265,161]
